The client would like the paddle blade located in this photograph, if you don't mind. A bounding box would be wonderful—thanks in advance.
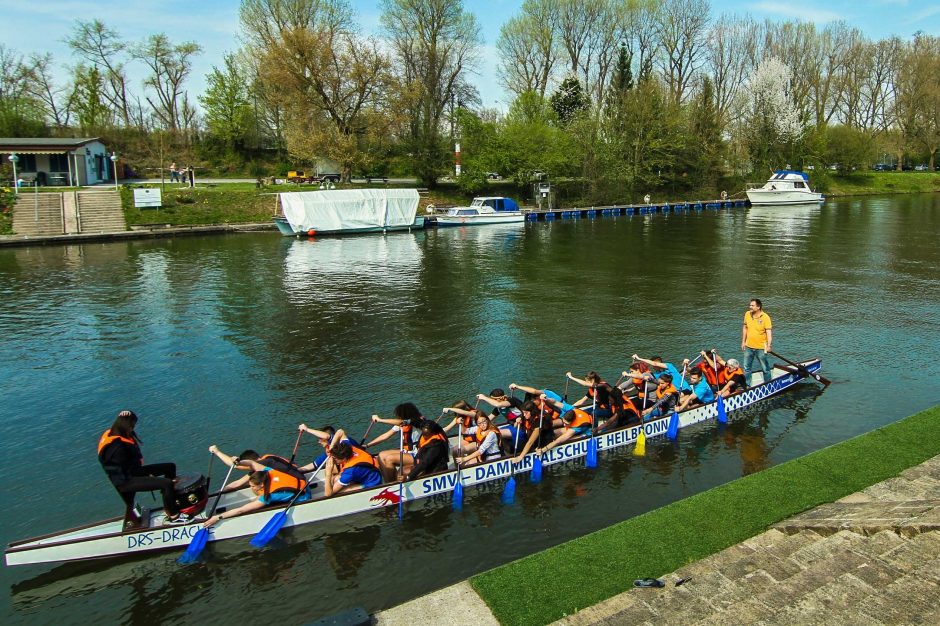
[501,476,517,504]
[452,479,463,510]
[177,528,209,564]
[250,511,287,548]
[530,455,543,483]
[634,430,646,456]
[667,411,680,440]
[716,395,728,424]
[586,438,598,468]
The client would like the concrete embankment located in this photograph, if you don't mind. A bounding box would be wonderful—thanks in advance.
[0,223,276,247]
[374,405,940,625]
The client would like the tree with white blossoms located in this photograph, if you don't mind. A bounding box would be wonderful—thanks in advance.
[741,56,804,174]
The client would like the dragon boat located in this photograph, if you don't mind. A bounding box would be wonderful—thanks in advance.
[5,358,822,567]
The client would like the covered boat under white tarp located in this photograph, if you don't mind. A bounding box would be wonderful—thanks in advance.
[277,188,420,235]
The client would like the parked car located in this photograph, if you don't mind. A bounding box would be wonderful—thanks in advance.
[532,170,546,180]
[872,163,893,171]
[914,164,929,171]
[485,172,501,180]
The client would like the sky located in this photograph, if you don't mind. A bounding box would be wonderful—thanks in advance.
[0,0,937,115]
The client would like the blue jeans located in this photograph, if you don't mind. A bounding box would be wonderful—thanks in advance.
[743,347,772,386]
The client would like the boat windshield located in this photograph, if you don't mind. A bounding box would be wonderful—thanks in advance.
[470,198,484,207]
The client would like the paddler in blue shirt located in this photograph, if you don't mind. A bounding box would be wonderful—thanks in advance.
[676,367,716,411]
[632,354,693,392]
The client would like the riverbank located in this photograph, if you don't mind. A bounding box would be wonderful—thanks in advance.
[376,404,940,625]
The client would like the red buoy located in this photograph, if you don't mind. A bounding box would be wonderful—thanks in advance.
[307,229,316,237]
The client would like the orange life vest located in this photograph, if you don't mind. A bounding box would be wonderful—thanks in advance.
[418,431,447,449]
[565,409,593,430]
[400,422,416,452]
[475,427,500,445]
[338,445,381,474]
[702,364,719,387]
[656,384,678,400]
[97,430,142,465]
[723,366,744,386]
[460,414,475,442]
[534,398,559,420]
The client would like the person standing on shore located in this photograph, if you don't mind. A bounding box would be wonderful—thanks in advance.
[169,162,179,183]
[742,298,773,385]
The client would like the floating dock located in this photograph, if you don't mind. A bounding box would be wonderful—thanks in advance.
[524,199,747,221]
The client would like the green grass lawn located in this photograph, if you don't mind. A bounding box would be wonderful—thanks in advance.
[824,171,940,196]
[470,404,940,626]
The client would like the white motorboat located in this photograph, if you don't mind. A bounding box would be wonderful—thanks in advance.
[4,358,821,567]
[746,171,824,205]
[431,196,525,226]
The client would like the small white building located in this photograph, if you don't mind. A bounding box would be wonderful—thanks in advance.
[0,137,113,187]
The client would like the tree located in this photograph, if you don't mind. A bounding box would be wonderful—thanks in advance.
[71,65,113,133]
[686,76,723,187]
[824,125,875,172]
[242,0,394,181]
[550,75,589,126]
[496,0,560,99]
[27,53,73,128]
[741,57,804,174]
[381,0,482,187]
[200,53,255,151]
[132,34,202,131]
[66,20,135,127]
[654,0,710,105]
[0,45,46,136]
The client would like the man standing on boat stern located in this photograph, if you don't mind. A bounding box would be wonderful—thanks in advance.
[742,298,773,386]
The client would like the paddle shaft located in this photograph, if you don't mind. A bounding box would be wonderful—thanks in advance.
[288,430,304,467]
[207,462,238,519]
[768,351,831,386]
[360,419,377,445]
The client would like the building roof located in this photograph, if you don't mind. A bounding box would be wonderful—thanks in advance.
[0,138,102,154]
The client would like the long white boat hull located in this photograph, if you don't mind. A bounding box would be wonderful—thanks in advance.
[746,189,824,205]
[434,213,525,226]
[5,360,821,567]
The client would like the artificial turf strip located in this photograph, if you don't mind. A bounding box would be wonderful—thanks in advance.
[470,405,940,626]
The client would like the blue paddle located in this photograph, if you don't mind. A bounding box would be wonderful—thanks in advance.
[716,394,728,424]
[179,456,235,564]
[586,385,598,468]
[250,458,325,548]
[501,420,523,504]
[667,411,680,440]
[530,403,547,483]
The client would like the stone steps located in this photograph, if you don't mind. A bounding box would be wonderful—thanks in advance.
[77,191,125,233]
[552,453,940,626]
[12,194,64,236]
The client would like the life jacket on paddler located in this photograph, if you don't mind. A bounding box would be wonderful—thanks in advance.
[256,454,307,499]
[702,364,720,388]
[400,421,418,452]
[723,366,744,384]
[98,429,142,482]
[533,397,559,421]
[588,383,611,410]
[338,445,381,474]
[564,409,593,430]
[656,384,678,400]
[461,414,475,443]
[418,431,447,449]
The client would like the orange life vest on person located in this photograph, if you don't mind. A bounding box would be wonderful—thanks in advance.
[564,409,593,430]
[702,364,720,387]
[460,414,475,443]
[722,367,744,386]
[400,422,416,452]
[587,384,610,410]
[256,454,306,499]
[338,445,381,474]
[418,431,447,449]
[534,397,559,420]
[656,384,678,400]
[97,430,142,465]
[475,427,500,445]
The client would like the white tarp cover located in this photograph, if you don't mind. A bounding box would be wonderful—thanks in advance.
[279,188,419,233]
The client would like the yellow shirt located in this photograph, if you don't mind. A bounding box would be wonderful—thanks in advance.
[743,311,772,349]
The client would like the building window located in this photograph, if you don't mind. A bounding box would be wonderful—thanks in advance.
[49,154,69,172]
[19,154,37,172]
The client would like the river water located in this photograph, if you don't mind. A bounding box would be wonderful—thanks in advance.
[1,194,939,624]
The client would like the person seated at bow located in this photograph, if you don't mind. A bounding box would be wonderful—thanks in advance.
[642,373,679,419]
[202,444,310,528]
[403,418,450,481]
[98,409,184,527]
[324,437,384,496]
[565,371,613,420]
[676,367,716,411]
[632,354,693,392]
[535,399,594,455]
[597,387,642,432]
[454,413,503,466]
[361,403,424,482]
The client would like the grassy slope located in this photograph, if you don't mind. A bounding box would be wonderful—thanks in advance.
[470,404,940,626]
[823,171,940,196]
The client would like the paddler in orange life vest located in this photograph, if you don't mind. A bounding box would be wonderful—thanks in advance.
[323,429,384,496]
[402,418,450,481]
[565,371,614,421]
[535,397,594,454]
[642,373,679,419]
[361,402,424,482]
[98,409,182,527]
[454,413,504,466]
[442,400,484,458]
[202,444,310,528]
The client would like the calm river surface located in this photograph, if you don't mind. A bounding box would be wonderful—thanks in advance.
[2,194,939,624]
